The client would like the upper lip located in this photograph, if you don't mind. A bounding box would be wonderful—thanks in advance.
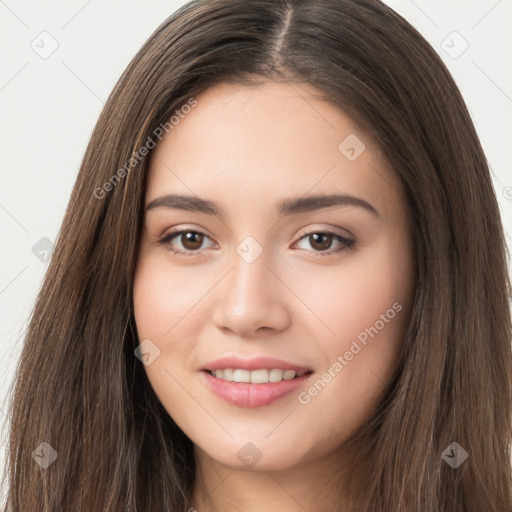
[202,356,312,375]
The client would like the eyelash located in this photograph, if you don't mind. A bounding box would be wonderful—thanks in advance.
[156,227,356,258]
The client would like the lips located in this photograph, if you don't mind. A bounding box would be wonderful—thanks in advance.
[200,356,313,407]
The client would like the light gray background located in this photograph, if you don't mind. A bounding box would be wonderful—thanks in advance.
[1,0,511,494]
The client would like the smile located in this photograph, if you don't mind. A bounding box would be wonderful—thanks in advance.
[208,368,309,383]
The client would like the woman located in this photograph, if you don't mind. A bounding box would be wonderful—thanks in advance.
[2,0,511,510]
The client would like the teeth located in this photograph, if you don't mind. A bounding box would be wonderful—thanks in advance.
[210,368,298,383]
[249,369,268,384]
[222,368,233,381]
[234,369,250,383]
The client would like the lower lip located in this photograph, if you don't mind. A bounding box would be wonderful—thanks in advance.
[200,370,312,408]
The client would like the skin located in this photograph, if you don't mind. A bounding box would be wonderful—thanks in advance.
[132,80,416,511]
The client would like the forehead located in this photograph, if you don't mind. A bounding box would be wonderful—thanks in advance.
[145,80,404,220]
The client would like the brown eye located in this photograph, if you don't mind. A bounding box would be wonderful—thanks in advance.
[157,229,215,256]
[179,231,204,250]
[295,230,355,256]
[308,233,334,251]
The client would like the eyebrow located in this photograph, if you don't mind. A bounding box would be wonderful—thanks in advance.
[145,193,380,218]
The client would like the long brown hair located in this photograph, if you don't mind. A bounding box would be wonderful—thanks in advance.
[2,0,511,510]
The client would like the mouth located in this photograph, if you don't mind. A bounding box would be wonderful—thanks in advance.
[204,368,312,383]
[200,356,314,407]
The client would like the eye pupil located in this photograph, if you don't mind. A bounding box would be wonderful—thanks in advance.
[182,231,203,250]
[310,233,332,251]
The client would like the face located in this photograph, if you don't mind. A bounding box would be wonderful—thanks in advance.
[133,80,416,472]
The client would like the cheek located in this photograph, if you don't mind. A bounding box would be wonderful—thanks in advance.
[132,250,212,390]
[291,238,412,348]
[294,238,412,411]
[132,255,200,425]
[132,250,208,340]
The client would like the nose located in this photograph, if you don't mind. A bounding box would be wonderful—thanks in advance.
[211,247,290,337]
